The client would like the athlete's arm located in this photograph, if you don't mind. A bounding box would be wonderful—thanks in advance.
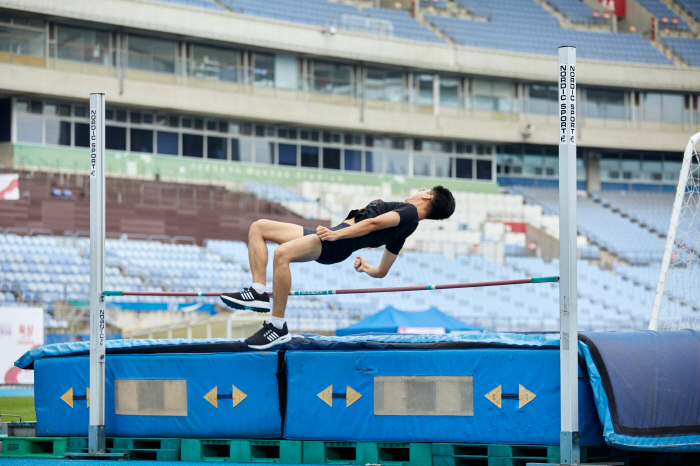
[354,249,398,279]
[316,211,400,241]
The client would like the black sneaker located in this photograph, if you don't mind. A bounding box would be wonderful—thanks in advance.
[221,287,270,312]
[245,322,291,350]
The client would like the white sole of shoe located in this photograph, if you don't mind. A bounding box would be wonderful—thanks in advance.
[221,294,270,312]
[247,333,292,350]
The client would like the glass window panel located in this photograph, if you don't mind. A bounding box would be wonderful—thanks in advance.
[116,110,127,122]
[476,159,492,180]
[254,140,274,164]
[278,143,297,166]
[607,91,625,120]
[45,120,71,146]
[16,115,42,143]
[253,53,275,87]
[365,151,382,173]
[434,156,452,178]
[366,67,403,103]
[231,137,252,162]
[301,145,319,168]
[323,147,341,170]
[344,149,361,171]
[0,26,45,57]
[182,134,203,158]
[415,73,433,107]
[157,131,178,155]
[313,61,353,96]
[30,101,42,114]
[75,122,90,147]
[191,44,238,82]
[643,93,662,122]
[662,94,683,124]
[128,35,175,74]
[44,103,57,116]
[456,158,473,179]
[130,112,142,124]
[414,154,432,177]
[130,128,153,153]
[385,152,408,175]
[57,25,110,65]
[15,100,28,113]
[106,126,126,150]
[529,84,557,115]
[439,75,459,108]
[207,136,227,160]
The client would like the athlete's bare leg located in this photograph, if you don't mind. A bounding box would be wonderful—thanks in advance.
[271,234,323,318]
[248,219,305,285]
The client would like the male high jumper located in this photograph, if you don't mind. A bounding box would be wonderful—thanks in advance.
[221,186,455,349]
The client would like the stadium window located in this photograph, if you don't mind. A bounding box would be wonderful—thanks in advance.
[323,148,341,170]
[231,137,252,162]
[56,25,110,66]
[414,73,433,108]
[313,61,354,96]
[472,79,514,113]
[434,155,452,178]
[207,136,227,160]
[0,25,46,62]
[182,134,203,158]
[455,158,473,179]
[127,34,175,74]
[130,128,153,153]
[477,160,492,180]
[414,154,432,177]
[365,151,383,173]
[366,67,404,103]
[278,143,297,166]
[157,131,178,156]
[45,120,71,146]
[439,75,460,108]
[74,106,86,118]
[661,93,683,124]
[301,145,319,168]
[75,122,90,147]
[131,112,142,124]
[105,126,126,151]
[254,140,274,164]
[385,152,408,175]
[191,44,238,82]
[253,53,275,88]
[529,84,557,115]
[115,110,127,122]
[344,149,362,171]
[642,92,662,122]
[586,88,624,120]
[16,115,42,143]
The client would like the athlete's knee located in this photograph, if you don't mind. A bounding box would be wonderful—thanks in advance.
[273,244,292,265]
[249,219,267,239]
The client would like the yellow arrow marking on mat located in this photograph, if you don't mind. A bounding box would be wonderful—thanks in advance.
[485,385,502,409]
[204,386,218,408]
[317,385,333,407]
[232,385,247,408]
[346,386,362,407]
[519,384,537,409]
[87,387,90,408]
[60,387,74,408]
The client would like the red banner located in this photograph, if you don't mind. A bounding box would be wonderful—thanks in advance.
[597,0,625,17]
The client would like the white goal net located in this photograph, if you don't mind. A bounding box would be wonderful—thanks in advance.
[650,133,700,331]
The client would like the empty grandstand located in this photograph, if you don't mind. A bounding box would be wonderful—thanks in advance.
[0,0,699,339]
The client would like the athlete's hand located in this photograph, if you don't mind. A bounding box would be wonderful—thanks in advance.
[316,226,338,241]
[354,256,369,273]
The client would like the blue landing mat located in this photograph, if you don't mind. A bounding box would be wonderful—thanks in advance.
[0,460,315,466]
[34,352,280,438]
[285,348,604,445]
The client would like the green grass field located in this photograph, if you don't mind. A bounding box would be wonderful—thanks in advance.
[0,397,36,422]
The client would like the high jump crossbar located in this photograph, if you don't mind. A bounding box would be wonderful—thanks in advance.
[102,276,559,297]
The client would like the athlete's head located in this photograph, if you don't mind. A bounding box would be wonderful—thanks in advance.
[425,185,455,220]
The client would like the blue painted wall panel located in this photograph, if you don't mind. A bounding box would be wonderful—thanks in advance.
[34,352,280,438]
[284,349,604,445]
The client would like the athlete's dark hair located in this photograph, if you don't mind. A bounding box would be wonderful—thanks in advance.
[426,185,455,220]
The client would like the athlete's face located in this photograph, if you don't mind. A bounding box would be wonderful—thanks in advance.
[405,187,433,203]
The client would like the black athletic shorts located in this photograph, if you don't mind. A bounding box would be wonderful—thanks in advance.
[303,223,358,265]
